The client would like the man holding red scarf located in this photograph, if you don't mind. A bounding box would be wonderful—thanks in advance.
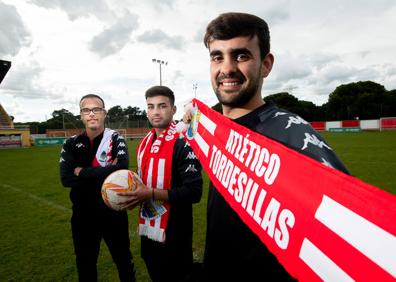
[120,86,203,282]
[198,12,350,281]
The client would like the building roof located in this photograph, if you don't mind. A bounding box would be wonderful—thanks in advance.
[0,104,14,129]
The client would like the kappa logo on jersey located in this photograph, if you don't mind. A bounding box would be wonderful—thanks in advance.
[302,133,332,151]
[59,157,65,163]
[186,151,196,160]
[76,142,84,148]
[118,142,126,148]
[273,111,287,118]
[117,135,124,141]
[117,150,126,156]
[321,157,334,168]
[185,164,198,172]
[285,115,308,129]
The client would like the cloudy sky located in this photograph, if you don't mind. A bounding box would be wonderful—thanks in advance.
[1,0,395,122]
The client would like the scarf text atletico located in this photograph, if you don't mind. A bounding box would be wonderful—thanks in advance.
[182,99,396,281]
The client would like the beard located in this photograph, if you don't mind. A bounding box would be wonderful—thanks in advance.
[149,116,173,130]
[84,119,101,131]
[214,71,261,108]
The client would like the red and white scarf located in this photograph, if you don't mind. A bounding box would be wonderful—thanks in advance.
[137,122,178,242]
[92,128,114,167]
[181,99,396,281]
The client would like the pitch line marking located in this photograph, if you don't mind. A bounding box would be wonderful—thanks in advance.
[1,183,71,213]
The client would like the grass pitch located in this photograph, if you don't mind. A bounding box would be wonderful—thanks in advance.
[321,131,396,194]
[0,131,395,281]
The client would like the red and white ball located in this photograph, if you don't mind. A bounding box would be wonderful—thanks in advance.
[101,169,139,211]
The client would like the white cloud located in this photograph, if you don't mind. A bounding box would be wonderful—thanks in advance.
[137,29,186,50]
[0,1,31,57]
[89,10,139,57]
[1,60,50,98]
[0,0,395,122]
[272,52,312,82]
[30,0,113,21]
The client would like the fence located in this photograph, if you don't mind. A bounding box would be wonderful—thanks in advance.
[46,127,150,140]
[44,117,396,143]
[310,117,396,132]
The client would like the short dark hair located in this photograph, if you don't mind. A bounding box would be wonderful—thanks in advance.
[145,85,175,105]
[204,12,270,60]
[80,94,105,108]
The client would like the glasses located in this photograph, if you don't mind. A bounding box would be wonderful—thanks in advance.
[80,107,105,115]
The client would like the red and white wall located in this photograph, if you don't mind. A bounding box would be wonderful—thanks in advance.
[310,117,396,131]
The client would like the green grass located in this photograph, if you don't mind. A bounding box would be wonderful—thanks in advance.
[0,131,395,281]
[321,131,396,194]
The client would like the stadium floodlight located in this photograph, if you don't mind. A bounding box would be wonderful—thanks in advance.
[152,58,168,85]
[193,83,198,98]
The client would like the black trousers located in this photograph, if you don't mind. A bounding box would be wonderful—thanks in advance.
[141,236,193,282]
[71,208,135,281]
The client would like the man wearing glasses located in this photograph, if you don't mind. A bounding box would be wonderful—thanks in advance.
[59,94,136,281]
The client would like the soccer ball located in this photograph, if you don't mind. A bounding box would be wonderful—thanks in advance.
[102,169,139,211]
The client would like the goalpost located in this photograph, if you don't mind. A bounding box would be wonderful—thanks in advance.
[379,117,396,131]
[47,130,68,137]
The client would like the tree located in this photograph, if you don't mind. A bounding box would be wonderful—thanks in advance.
[265,92,321,121]
[105,105,148,128]
[46,109,80,129]
[107,106,124,123]
[382,89,396,117]
[28,121,47,134]
[211,92,322,120]
[326,81,388,120]
[10,81,395,133]
[124,106,144,120]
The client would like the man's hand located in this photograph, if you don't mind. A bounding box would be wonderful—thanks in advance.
[182,111,192,123]
[117,175,152,210]
[175,111,193,133]
[175,100,193,133]
[74,167,83,176]
[74,158,117,177]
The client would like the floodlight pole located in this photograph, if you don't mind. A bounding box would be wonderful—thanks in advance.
[193,83,198,98]
[152,58,168,85]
